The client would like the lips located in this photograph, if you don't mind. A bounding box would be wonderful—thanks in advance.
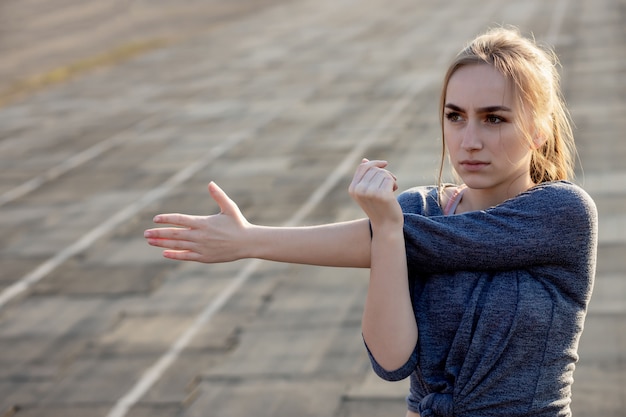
[459,160,489,171]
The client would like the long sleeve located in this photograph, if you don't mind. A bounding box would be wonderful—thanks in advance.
[364,338,418,381]
[368,181,598,416]
[400,181,597,301]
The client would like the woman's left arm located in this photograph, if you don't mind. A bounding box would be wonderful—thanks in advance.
[349,160,417,372]
[402,182,598,274]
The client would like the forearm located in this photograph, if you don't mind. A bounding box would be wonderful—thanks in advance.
[362,226,417,371]
[248,218,372,268]
[145,181,373,266]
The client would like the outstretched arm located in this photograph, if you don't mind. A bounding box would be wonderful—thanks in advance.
[144,182,372,268]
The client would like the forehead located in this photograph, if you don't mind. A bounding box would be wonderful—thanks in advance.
[446,63,515,108]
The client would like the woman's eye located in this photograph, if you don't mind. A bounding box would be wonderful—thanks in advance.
[445,112,462,122]
[486,115,504,124]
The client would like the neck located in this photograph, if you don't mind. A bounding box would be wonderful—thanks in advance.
[458,176,536,213]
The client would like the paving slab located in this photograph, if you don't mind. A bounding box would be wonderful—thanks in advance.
[0,0,624,416]
[184,379,346,417]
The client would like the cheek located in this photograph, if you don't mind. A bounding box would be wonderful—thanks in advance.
[500,134,533,162]
[443,127,459,149]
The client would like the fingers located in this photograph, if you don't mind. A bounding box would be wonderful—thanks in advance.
[358,169,395,194]
[150,182,235,227]
[352,159,388,184]
[145,229,205,261]
[144,181,245,263]
[151,213,202,228]
[145,226,189,239]
[208,181,239,215]
[350,159,398,195]
[145,234,196,250]
[162,249,203,262]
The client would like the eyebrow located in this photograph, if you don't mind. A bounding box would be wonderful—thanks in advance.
[445,103,512,113]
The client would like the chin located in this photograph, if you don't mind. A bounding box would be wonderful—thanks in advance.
[457,176,493,190]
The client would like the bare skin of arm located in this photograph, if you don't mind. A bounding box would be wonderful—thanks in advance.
[144,182,372,268]
[145,160,417,370]
[349,159,417,371]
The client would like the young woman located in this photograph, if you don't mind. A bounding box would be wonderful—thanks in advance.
[144,27,598,417]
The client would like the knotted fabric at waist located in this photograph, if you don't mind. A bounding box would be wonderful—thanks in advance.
[417,392,453,417]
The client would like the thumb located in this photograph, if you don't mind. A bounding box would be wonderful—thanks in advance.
[208,182,238,215]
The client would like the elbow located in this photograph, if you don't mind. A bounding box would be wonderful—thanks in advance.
[370,354,416,382]
[372,353,414,376]
[363,337,417,381]
[373,363,414,382]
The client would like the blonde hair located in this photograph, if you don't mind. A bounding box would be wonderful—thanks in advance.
[437,26,576,189]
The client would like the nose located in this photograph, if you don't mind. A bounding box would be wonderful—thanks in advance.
[461,120,483,151]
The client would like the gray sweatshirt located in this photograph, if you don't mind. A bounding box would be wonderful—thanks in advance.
[366,181,598,417]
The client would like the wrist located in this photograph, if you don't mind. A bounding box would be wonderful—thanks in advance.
[369,218,404,239]
[243,224,265,259]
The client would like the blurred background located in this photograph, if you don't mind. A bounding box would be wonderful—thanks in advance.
[0,0,624,416]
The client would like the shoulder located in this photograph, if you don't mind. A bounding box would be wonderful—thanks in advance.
[397,185,442,216]
[501,181,597,226]
[518,181,595,211]
[439,184,463,212]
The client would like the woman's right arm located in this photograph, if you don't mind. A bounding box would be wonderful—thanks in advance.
[144,182,372,268]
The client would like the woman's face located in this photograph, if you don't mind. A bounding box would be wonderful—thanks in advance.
[443,63,534,196]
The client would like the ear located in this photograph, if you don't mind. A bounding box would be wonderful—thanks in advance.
[529,121,549,150]
[530,117,552,150]
[531,134,547,150]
